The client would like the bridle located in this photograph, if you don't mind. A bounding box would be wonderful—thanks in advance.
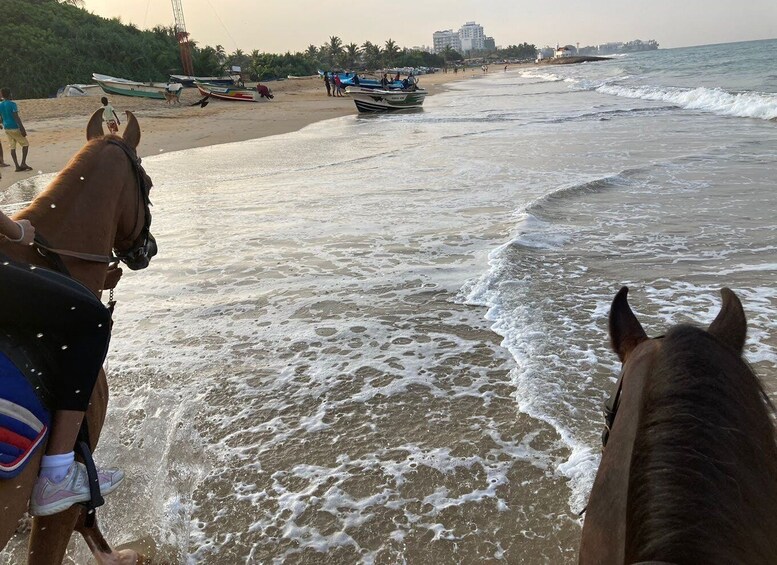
[601,335,664,448]
[577,335,664,516]
[34,138,155,273]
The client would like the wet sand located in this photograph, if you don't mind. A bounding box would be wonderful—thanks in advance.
[0,68,513,193]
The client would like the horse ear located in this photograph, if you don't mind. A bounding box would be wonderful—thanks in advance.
[122,111,141,149]
[86,109,104,140]
[708,287,747,353]
[609,286,648,362]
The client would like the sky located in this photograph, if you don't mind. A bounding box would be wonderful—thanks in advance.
[84,0,777,55]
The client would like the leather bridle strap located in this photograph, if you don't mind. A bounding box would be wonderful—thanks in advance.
[34,237,119,265]
[602,371,624,447]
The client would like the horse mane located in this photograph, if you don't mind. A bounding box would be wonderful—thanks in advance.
[627,324,777,563]
[24,136,120,217]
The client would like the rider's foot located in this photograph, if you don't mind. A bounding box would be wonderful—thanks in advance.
[29,461,125,516]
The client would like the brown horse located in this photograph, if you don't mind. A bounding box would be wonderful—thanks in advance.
[0,110,156,564]
[580,287,777,564]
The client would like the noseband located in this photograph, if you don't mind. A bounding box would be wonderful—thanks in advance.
[34,138,154,273]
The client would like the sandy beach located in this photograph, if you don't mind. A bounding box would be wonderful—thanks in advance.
[0,70,494,193]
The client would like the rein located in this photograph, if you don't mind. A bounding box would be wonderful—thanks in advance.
[601,335,664,448]
[34,237,119,266]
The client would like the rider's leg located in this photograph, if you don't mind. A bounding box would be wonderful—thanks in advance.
[38,411,85,482]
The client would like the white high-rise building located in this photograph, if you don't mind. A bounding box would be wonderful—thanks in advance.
[433,29,462,54]
[458,21,485,53]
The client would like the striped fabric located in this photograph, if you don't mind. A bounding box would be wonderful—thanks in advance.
[0,354,49,478]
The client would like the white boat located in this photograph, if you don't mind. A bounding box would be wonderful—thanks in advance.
[56,84,98,97]
[92,73,180,100]
[194,81,264,102]
[345,86,428,113]
[169,74,237,87]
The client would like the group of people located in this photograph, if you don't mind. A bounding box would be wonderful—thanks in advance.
[324,71,418,95]
[322,71,346,97]
[0,87,32,174]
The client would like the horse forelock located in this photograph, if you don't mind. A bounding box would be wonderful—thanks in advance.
[626,325,777,563]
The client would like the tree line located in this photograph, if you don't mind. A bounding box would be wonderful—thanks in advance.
[0,0,536,99]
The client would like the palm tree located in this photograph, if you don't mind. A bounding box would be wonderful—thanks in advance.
[383,39,400,67]
[328,36,343,58]
[362,43,383,70]
[442,44,454,66]
[306,44,318,59]
[344,43,360,69]
[215,44,227,68]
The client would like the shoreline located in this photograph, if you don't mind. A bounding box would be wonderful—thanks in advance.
[0,67,527,193]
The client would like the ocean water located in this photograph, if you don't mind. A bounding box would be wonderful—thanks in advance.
[2,39,776,563]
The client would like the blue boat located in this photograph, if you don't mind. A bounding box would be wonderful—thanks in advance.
[320,71,405,90]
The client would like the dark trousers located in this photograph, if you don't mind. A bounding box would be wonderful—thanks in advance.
[0,258,111,411]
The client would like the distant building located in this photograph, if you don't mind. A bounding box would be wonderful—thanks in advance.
[538,46,555,59]
[459,21,485,53]
[597,42,623,54]
[433,21,494,55]
[554,45,574,58]
[433,30,462,54]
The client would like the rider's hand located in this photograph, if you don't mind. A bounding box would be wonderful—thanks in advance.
[103,264,123,290]
[11,219,35,245]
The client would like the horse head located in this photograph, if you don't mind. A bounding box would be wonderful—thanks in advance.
[86,109,157,272]
[581,287,777,564]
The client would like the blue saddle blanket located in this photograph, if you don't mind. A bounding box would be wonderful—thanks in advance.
[0,353,50,479]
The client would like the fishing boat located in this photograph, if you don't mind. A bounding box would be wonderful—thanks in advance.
[169,74,237,88]
[92,73,177,100]
[345,86,428,113]
[320,71,403,90]
[194,81,263,102]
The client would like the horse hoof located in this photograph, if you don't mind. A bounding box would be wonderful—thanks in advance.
[15,513,32,534]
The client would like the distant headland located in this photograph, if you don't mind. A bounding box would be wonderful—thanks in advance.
[537,56,611,65]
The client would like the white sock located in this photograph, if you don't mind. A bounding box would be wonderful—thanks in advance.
[39,452,75,483]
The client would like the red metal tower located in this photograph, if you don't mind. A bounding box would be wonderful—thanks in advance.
[171,0,194,76]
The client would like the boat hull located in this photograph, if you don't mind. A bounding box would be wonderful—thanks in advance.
[195,82,262,102]
[346,87,427,113]
[95,80,168,100]
[170,75,236,88]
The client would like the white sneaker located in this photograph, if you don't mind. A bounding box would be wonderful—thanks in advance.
[29,461,124,516]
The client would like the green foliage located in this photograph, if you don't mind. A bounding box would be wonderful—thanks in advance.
[0,0,534,99]
[497,43,538,60]
[247,52,316,81]
[395,49,445,69]
[0,0,223,98]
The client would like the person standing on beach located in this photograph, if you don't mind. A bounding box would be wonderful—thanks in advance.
[0,135,9,168]
[0,87,32,172]
[323,72,331,96]
[256,83,274,99]
[333,74,343,97]
[100,97,121,134]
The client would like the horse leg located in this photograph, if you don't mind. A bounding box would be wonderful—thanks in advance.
[27,508,80,564]
[0,450,41,551]
[75,510,148,565]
